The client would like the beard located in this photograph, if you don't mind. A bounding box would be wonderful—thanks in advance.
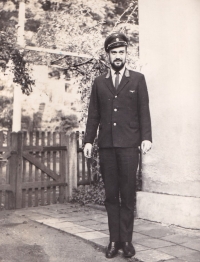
[110,59,125,71]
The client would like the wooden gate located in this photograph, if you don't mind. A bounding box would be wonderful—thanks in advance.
[0,131,69,209]
[76,131,92,186]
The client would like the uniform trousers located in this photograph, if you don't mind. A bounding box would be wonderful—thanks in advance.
[99,147,139,242]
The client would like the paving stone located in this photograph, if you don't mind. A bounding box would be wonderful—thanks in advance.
[133,232,150,241]
[88,214,107,221]
[181,238,200,251]
[93,216,108,223]
[134,219,147,226]
[100,229,109,235]
[135,249,174,262]
[37,219,76,229]
[75,231,108,240]
[58,225,93,234]
[47,213,72,219]
[73,219,99,227]
[161,234,198,244]
[26,213,50,220]
[134,244,150,252]
[134,223,170,233]
[87,223,108,231]
[90,237,109,248]
[31,209,56,216]
[180,252,200,262]
[163,259,185,262]
[52,215,91,222]
[158,245,198,258]
[35,218,68,224]
[140,228,175,238]
[135,238,175,248]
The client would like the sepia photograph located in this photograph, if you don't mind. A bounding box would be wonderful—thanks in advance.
[0,0,200,261]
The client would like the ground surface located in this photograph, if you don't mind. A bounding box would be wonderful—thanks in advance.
[0,210,135,262]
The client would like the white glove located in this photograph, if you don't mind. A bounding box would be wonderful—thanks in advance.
[84,143,93,158]
[141,140,152,154]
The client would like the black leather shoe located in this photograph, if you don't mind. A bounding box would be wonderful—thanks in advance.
[106,242,120,259]
[121,242,135,258]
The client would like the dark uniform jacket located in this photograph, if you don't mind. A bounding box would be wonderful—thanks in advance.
[84,68,152,148]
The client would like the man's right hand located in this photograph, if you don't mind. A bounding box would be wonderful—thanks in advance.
[84,143,93,158]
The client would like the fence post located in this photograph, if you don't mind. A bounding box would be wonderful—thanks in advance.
[9,132,23,209]
[60,132,67,203]
[9,133,18,209]
[66,132,77,200]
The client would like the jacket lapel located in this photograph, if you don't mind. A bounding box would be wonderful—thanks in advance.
[104,69,116,95]
[104,68,130,95]
[116,68,130,94]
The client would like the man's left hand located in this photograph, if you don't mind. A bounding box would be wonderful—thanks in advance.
[141,140,152,154]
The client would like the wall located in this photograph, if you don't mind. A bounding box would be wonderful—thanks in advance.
[137,0,200,228]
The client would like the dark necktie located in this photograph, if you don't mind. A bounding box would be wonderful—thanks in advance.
[115,71,120,89]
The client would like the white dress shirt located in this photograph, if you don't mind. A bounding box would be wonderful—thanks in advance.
[110,66,126,87]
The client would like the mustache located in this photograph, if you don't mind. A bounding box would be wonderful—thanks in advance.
[114,59,122,62]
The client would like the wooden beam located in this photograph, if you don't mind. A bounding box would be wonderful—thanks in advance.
[25,46,93,59]
[22,152,60,181]
[23,145,67,151]
[21,181,67,190]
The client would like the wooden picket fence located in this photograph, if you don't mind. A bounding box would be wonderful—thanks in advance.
[0,131,77,210]
[76,131,92,186]
[0,130,141,210]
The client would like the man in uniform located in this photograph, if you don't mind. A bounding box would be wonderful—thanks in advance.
[84,32,152,259]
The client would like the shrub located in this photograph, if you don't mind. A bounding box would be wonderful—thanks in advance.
[71,177,105,206]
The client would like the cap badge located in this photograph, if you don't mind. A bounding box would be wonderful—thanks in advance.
[116,38,119,42]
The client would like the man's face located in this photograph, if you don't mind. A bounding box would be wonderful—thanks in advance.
[107,46,127,71]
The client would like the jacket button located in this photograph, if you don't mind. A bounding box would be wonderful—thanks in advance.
[113,123,116,126]
[115,95,117,98]
[114,108,117,112]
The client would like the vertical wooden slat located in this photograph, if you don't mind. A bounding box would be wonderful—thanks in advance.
[22,132,27,183]
[4,132,10,208]
[28,132,33,207]
[59,132,66,203]
[86,158,92,184]
[82,152,85,184]
[5,191,9,209]
[46,132,51,204]
[81,131,86,184]
[22,189,26,208]
[0,132,3,186]
[5,132,10,186]
[22,132,27,208]
[52,132,57,204]
[9,133,18,209]
[67,132,77,198]
[0,191,2,209]
[34,131,39,207]
[15,132,23,209]
[41,132,45,205]
[76,131,80,184]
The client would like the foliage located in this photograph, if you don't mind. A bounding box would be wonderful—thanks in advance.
[0,95,13,129]
[31,0,139,123]
[0,0,138,134]
[0,1,35,96]
[71,177,105,206]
